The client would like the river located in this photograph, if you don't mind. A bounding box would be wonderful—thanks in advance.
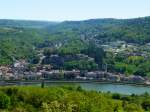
[44,82,150,95]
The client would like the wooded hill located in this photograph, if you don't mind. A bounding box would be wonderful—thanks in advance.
[1,16,150,66]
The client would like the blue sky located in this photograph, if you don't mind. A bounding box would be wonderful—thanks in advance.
[0,0,150,21]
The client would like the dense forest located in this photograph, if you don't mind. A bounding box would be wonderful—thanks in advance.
[47,16,150,44]
[0,86,149,112]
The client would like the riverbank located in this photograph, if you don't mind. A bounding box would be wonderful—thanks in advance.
[1,80,150,87]
[0,80,150,95]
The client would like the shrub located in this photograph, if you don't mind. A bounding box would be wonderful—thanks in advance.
[112,93,121,99]
[142,100,150,111]
[124,103,144,112]
[0,92,10,109]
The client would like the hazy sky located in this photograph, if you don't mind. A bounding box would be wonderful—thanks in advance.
[0,0,150,21]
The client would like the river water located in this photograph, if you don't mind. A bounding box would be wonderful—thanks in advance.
[44,82,150,95]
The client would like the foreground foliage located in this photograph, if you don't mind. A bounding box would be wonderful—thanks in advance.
[0,86,149,112]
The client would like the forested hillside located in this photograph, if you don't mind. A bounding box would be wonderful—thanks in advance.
[0,27,48,64]
[1,17,150,76]
[47,16,150,44]
[0,19,58,28]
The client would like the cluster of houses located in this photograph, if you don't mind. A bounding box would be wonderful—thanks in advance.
[101,41,150,59]
[77,71,148,84]
[0,60,149,85]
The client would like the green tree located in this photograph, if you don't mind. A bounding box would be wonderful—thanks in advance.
[0,92,10,109]
[142,99,150,111]
[43,48,57,57]
[82,42,105,69]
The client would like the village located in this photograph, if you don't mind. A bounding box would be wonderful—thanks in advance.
[1,39,150,85]
[0,58,150,85]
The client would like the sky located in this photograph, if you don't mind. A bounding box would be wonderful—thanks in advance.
[0,0,150,21]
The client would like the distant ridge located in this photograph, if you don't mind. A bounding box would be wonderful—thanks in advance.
[0,19,58,28]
